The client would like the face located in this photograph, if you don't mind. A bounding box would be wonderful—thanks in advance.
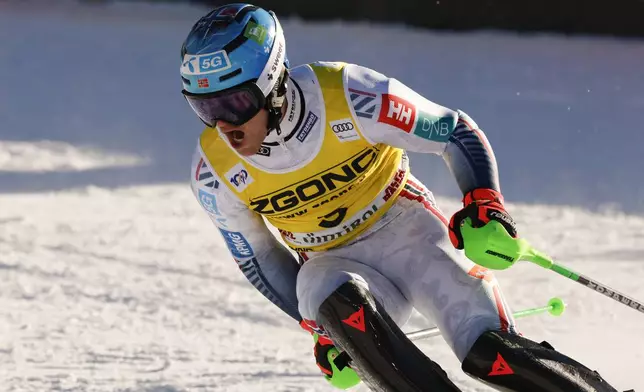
[216,109,269,156]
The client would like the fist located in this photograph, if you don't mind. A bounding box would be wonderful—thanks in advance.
[448,188,517,249]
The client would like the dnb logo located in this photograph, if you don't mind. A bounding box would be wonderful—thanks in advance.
[181,50,232,76]
[219,229,254,259]
[378,93,455,142]
[225,163,254,192]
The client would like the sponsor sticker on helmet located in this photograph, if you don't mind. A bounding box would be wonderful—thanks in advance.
[197,78,210,88]
[225,163,254,192]
[330,118,360,142]
[244,21,267,45]
[256,17,286,96]
[181,50,232,76]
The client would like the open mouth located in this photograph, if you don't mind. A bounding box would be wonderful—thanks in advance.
[226,130,245,148]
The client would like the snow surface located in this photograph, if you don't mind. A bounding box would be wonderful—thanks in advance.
[1,2,643,391]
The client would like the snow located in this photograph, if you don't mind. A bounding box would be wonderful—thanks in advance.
[0,2,643,391]
[0,140,148,172]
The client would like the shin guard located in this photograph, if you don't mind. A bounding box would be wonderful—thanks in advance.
[462,330,618,392]
[317,280,461,392]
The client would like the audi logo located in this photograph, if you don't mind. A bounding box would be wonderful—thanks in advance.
[332,122,354,132]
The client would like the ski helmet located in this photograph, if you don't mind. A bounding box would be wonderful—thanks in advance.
[180,3,289,128]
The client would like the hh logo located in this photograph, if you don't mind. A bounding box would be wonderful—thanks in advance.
[225,163,254,192]
[378,93,416,133]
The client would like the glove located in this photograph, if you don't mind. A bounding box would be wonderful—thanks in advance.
[300,320,361,390]
[448,188,518,250]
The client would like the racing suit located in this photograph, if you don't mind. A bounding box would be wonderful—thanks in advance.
[190,61,514,362]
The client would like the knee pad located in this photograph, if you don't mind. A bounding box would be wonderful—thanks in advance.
[296,259,412,325]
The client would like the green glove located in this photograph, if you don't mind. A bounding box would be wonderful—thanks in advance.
[312,333,361,389]
[460,218,533,270]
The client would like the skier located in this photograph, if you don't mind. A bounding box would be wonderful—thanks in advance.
[181,3,620,391]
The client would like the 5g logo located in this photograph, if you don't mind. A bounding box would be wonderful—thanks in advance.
[181,50,232,75]
[199,51,230,72]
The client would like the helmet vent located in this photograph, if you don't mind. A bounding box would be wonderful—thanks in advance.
[219,68,243,82]
[234,6,258,22]
[222,17,259,54]
[222,33,248,54]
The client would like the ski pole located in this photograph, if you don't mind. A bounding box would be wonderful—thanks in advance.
[406,297,566,341]
[522,248,644,314]
[460,219,644,315]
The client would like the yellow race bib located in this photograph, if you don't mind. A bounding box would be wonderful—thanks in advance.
[200,61,408,251]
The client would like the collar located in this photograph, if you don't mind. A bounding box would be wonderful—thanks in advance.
[262,79,304,145]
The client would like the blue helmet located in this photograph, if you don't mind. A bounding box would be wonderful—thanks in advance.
[180,4,289,98]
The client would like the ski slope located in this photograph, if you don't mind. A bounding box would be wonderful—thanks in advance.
[1,2,643,391]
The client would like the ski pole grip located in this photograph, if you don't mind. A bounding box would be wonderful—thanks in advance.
[524,247,554,269]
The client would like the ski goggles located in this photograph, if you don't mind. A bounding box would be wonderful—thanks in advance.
[182,81,266,127]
